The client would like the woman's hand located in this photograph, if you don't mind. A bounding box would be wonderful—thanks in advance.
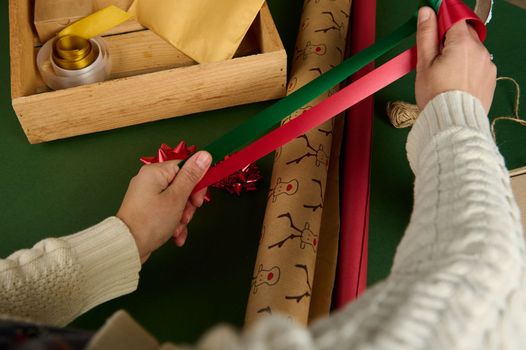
[415,6,496,112]
[117,151,212,263]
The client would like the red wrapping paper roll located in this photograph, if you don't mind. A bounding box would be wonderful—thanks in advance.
[334,0,487,308]
[335,0,376,308]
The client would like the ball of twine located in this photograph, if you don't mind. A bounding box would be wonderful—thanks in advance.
[386,101,420,128]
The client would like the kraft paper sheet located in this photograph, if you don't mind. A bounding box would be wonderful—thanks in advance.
[128,0,265,63]
[245,0,352,326]
[56,0,264,63]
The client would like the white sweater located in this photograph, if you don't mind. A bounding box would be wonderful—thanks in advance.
[1,91,525,349]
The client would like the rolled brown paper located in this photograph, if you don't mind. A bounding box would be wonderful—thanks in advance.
[308,115,344,322]
[245,0,352,326]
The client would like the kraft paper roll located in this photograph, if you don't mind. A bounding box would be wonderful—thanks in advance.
[308,115,344,322]
[245,0,352,326]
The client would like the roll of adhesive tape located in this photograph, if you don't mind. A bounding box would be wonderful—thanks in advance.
[475,0,493,24]
[37,36,111,90]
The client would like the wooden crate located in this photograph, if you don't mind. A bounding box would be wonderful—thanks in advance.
[9,1,287,143]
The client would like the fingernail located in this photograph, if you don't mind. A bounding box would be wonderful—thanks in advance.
[174,225,183,236]
[419,7,431,24]
[173,236,183,247]
[195,152,211,170]
[174,231,187,247]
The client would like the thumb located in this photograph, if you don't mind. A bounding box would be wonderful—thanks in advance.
[166,151,212,202]
[134,160,180,193]
[416,6,439,70]
[444,20,478,46]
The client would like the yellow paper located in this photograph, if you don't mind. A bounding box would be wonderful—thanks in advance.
[59,5,132,39]
[128,0,265,63]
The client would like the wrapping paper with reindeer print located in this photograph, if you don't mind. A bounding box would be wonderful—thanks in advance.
[244,0,352,326]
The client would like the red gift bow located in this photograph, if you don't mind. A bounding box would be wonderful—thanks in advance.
[212,160,263,196]
[141,142,263,197]
[140,142,196,165]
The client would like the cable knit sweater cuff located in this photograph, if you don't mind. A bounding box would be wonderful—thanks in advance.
[406,91,493,174]
[63,217,141,314]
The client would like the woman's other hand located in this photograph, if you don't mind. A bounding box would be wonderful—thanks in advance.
[415,6,496,113]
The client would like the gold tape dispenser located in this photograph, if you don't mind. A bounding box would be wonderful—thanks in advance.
[36,5,131,90]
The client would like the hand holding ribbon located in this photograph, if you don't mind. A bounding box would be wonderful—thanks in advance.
[118,149,212,261]
[416,5,495,112]
[140,143,264,197]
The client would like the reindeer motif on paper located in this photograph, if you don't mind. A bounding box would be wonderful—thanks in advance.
[286,134,329,167]
[314,11,347,35]
[252,265,280,294]
[285,264,313,303]
[268,178,299,203]
[268,213,318,252]
[303,179,324,212]
[318,118,335,136]
[257,306,273,315]
[295,41,327,61]
[308,63,336,77]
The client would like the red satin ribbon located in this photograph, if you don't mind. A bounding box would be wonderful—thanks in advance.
[438,0,487,42]
[195,48,418,191]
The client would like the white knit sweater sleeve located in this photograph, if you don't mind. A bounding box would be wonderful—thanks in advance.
[0,217,141,327]
[191,91,526,350]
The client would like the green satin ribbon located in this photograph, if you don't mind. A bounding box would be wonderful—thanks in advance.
[421,0,442,12]
[203,14,419,162]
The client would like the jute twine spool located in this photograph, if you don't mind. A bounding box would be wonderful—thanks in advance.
[386,101,420,128]
[386,77,524,141]
[490,77,524,139]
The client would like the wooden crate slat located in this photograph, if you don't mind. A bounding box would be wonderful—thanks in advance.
[14,51,286,143]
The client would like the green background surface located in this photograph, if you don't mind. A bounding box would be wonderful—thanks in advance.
[1,0,525,344]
